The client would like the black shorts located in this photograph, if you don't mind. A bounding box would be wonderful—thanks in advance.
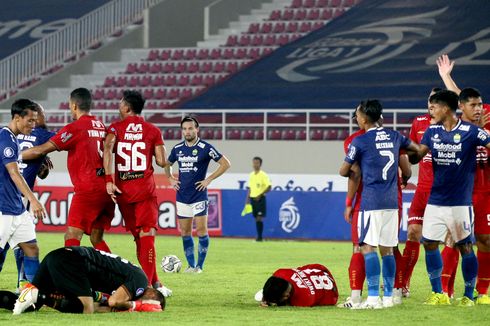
[33,248,92,298]
[251,196,266,218]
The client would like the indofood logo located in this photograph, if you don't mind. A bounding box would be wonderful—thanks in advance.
[276,7,447,82]
[279,197,301,233]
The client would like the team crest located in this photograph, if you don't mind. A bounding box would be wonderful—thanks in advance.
[192,149,198,156]
[3,147,14,158]
[453,133,461,143]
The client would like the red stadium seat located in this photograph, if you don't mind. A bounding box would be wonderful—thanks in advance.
[198,48,210,60]
[146,102,157,110]
[176,62,187,74]
[150,63,162,74]
[104,89,117,100]
[251,35,264,46]
[277,34,290,46]
[137,63,150,74]
[226,35,238,46]
[269,10,281,21]
[307,9,320,20]
[214,129,223,140]
[172,49,184,60]
[334,8,346,17]
[286,22,299,33]
[268,129,282,140]
[167,88,180,99]
[223,48,234,59]
[273,22,286,33]
[310,129,323,140]
[247,48,261,60]
[151,76,164,87]
[242,129,255,140]
[177,75,190,86]
[282,10,294,20]
[125,63,137,74]
[140,76,151,87]
[93,89,104,100]
[163,75,176,87]
[321,9,333,20]
[200,62,213,74]
[227,129,241,140]
[282,129,297,140]
[184,49,197,60]
[312,21,324,30]
[248,23,260,34]
[260,23,273,34]
[299,22,313,33]
[143,89,154,99]
[147,50,159,61]
[181,88,193,99]
[129,76,139,87]
[163,62,175,73]
[238,35,251,47]
[297,129,307,140]
[154,88,166,100]
[294,9,307,20]
[188,62,199,73]
[103,77,115,87]
[159,50,171,60]
[317,0,329,8]
[264,35,277,46]
[190,75,203,86]
[290,0,302,8]
[210,48,221,59]
[331,0,342,7]
[235,48,247,59]
[213,62,225,73]
[203,75,216,87]
[226,62,238,73]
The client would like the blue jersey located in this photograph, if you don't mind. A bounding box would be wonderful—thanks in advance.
[421,120,490,206]
[345,127,411,211]
[168,138,222,204]
[17,127,55,189]
[0,127,25,215]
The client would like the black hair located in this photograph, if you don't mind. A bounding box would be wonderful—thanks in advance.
[429,90,459,112]
[180,115,199,128]
[262,276,290,306]
[459,87,482,103]
[122,90,146,114]
[358,99,383,123]
[70,88,92,112]
[253,157,263,165]
[141,288,166,310]
[431,87,443,93]
[11,99,38,119]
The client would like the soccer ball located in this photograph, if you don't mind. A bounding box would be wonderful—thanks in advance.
[161,255,182,273]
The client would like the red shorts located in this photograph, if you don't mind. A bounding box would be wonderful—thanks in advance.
[68,191,115,235]
[118,196,158,236]
[474,192,490,235]
[408,189,430,225]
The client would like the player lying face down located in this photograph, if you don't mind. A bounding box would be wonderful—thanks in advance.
[256,264,338,307]
[10,247,165,314]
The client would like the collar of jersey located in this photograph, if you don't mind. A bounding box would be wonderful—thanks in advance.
[184,137,200,147]
[2,126,16,137]
[367,127,383,132]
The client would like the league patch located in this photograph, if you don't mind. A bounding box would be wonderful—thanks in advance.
[60,132,73,143]
[3,147,14,158]
[136,288,145,297]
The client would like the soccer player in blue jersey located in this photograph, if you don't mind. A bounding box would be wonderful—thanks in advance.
[339,100,415,309]
[0,99,46,287]
[13,102,54,291]
[165,116,230,273]
[408,90,490,306]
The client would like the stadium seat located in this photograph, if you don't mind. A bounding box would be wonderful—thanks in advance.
[190,75,203,86]
[321,9,333,20]
[213,62,225,73]
[294,9,307,20]
[297,129,307,140]
[126,63,137,74]
[282,10,294,20]
[306,9,320,20]
[235,48,247,59]
[317,0,329,7]
[304,0,316,8]
[172,49,184,60]
[273,22,286,34]
[143,89,154,100]
[184,49,197,60]
[290,0,302,8]
[164,75,177,87]
[150,62,162,73]
[268,129,282,140]
[129,76,139,87]
[154,88,166,100]
[269,10,281,20]
[140,76,151,87]
[310,129,323,141]
[93,89,104,100]
[282,129,297,140]
[116,76,127,87]
[103,77,115,87]
[214,129,223,140]
[242,129,255,140]
[227,129,241,140]
[159,50,171,60]
[151,76,164,87]
[331,0,342,7]
[226,35,238,46]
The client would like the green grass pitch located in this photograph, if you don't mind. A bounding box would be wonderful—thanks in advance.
[1,233,489,325]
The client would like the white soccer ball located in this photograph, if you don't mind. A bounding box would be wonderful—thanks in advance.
[161,255,182,273]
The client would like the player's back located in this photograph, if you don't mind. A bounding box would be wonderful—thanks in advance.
[50,115,106,193]
[348,128,408,210]
[0,127,24,215]
[273,264,338,306]
[109,116,163,203]
[343,130,365,208]
[410,114,433,190]
[474,105,490,193]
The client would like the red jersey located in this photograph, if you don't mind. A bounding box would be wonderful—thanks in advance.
[343,129,365,210]
[409,114,433,191]
[50,115,107,193]
[474,104,490,193]
[108,116,164,203]
[273,264,338,307]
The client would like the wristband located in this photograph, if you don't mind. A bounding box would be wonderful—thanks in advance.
[345,197,353,207]
[105,175,113,183]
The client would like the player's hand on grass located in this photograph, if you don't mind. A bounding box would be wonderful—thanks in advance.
[31,198,46,220]
[106,182,122,203]
[343,206,353,224]
[169,176,180,190]
[437,54,454,77]
[195,178,211,191]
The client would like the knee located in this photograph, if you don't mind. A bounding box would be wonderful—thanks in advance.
[423,241,439,251]
[196,228,208,237]
[457,242,473,255]
[476,235,490,251]
[65,228,83,240]
[22,243,39,257]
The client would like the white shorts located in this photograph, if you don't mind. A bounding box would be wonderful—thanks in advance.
[358,209,399,247]
[0,210,37,249]
[422,204,473,243]
[176,201,208,219]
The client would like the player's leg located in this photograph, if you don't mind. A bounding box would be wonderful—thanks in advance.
[441,234,458,298]
[379,209,399,307]
[89,195,115,252]
[0,213,13,272]
[17,241,39,283]
[12,211,40,283]
[0,243,10,272]
[89,228,111,252]
[195,214,209,272]
[177,201,196,271]
[474,193,490,304]
[252,197,266,241]
[13,247,27,291]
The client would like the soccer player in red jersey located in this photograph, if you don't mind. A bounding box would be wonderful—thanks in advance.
[438,54,490,303]
[103,90,172,297]
[21,88,114,251]
[400,88,441,296]
[257,264,338,307]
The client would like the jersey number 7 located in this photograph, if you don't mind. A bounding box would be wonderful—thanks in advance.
[379,150,395,181]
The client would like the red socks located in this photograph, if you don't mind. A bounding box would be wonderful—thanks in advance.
[138,236,156,286]
[348,252,365,290]
[394,247,404,288]
[441,245,459,296]
[476,250,490,295]
[402,240,420,288]
[93,241,111,253]
[64,238,80,247]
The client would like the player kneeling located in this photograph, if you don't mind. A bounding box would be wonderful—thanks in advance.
[256,264,338,307]
[10,246,165,314]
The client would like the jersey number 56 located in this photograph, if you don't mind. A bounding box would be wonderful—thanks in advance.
[117,142,147,172]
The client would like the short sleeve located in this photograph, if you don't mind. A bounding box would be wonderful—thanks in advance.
[107,123,117,136]
[421,127,432,147]
[207,143,222,162]
[168,147,176,164]
[263,172,272,187]
[39,129,56,144]
[0,137,19,166]
[50,124,77,151]
[476,128,490,147]
[409,120,418,143]
[344,139,360,164]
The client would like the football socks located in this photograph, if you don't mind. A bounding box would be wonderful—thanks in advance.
[425,249,443,294]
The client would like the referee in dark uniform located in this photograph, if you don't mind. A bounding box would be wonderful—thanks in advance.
[11,246,165,314]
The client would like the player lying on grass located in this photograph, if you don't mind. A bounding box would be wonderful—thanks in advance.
[255,264,338,307]
[9,246,165,314]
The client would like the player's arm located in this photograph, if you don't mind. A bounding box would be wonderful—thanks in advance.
[5,162,45,219]
[21,141,57,161]
[399,154,411,187]
[154,144,169,168]
[344,162,360,223]
[195,155,231,191]
[437,54,461,95]
[405,142,429,164]
[164,161,180,190]
[103,133,121,202]
[245,187,251,204]
[339,161,353,177]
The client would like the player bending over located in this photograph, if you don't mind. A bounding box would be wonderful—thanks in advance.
[257,264,338,307]
[11,246,165,314]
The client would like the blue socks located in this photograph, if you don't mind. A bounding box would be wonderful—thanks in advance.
[197,235,210,269]
[23,256,39,282]
[461,251,478,299]
[382,255,396,297]
[425,249,443,293]
[13,247,26,287]
[364,252,381,297]
[182,236,195,268]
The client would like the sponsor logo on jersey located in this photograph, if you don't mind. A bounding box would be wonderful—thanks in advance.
[119,171,144,181]
[209,148,219,160]
[126,123,143,133]
[91,120,105,130]
[60,132,73,143]
[478,130,489,142]
[458,124,470,132]
[433,142,462,152]
[3,147,14,158]
[431,133,441,143]
[375,132,391,141]
[279,197,301,233]
[347,144,356,160]
[198,142,206,149]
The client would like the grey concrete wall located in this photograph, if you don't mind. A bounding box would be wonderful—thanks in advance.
[148,0,270,47]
